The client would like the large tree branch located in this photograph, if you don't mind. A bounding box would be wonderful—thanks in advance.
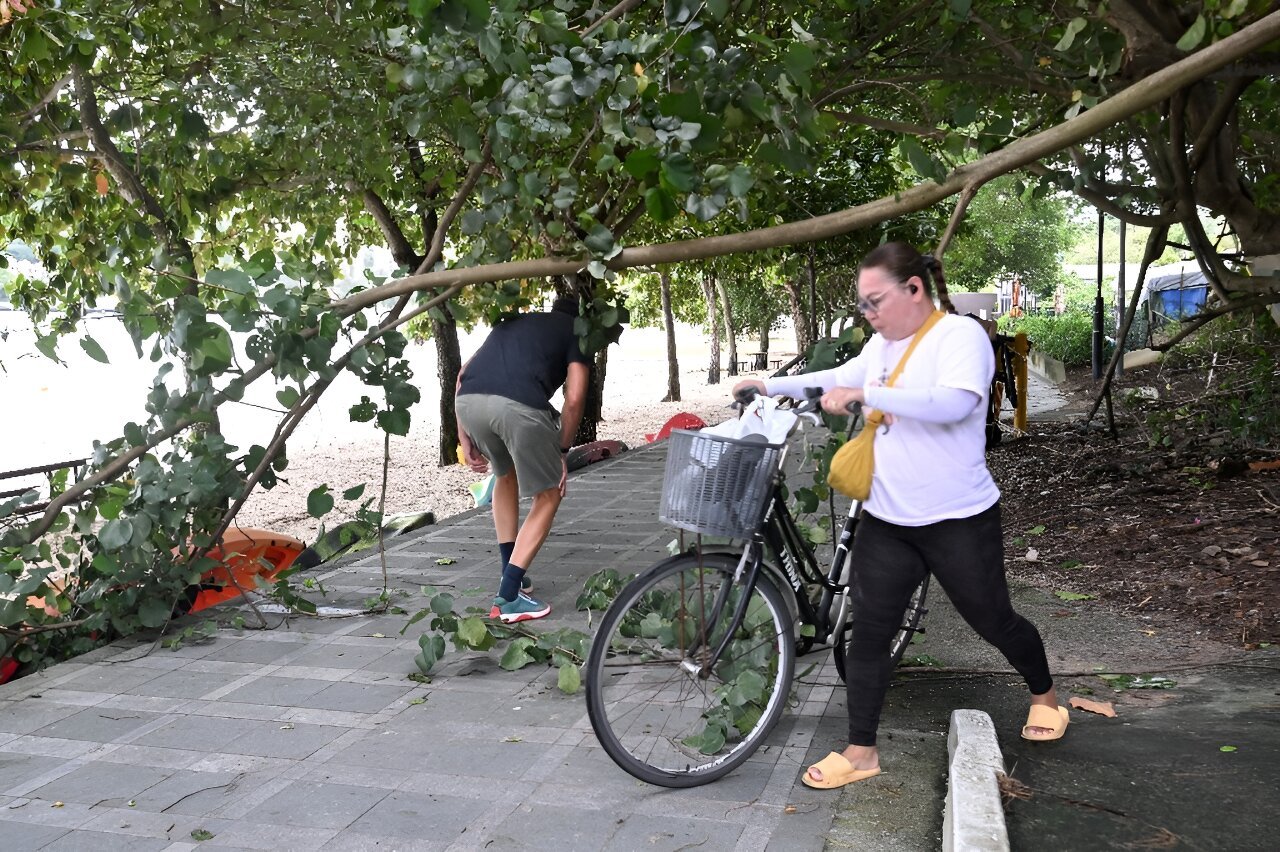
[333,10,1280,316]
[418,136,493,275]
[354,184,422,269]
[824,110,946,140]
[72,66,192,269]
[19,71,73,128]
[581,0,643,37]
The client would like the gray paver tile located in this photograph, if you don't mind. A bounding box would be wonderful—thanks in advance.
[0,752,66,793]
[200,640,309,665]
[323,729,430,773]
[239,780,391,829]
[296,682,413,715]
[122,768,265,815]
[179,817,340,850]
[297,762,411,790]
[131,670,248,700]
[79,805,201,840]
[224,720,349,760]
[1,735,98,759]
[0,818,69,849]
[0,796,96,828]
[31,707,169,743]
[26,761,173,805]
[287,645,395,670]
[344,789,489,839]
[603,813,743,852]
[133,714,262,751]
[57,665,166,695]
[218,676,329,707]
[484,802,624,851]
[93,743,205,770]
[0,700,85,735]
[319,833,446,851]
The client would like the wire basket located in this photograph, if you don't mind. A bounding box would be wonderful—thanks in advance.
[659,429,783,539]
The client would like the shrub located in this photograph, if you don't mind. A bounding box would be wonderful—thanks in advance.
[998,311,1095,366]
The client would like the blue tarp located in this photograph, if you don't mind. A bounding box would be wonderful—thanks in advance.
[1148,270,1209,320]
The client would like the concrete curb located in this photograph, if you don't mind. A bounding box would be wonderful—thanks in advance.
[943,709,1011,852]
[1027,349,1066,384]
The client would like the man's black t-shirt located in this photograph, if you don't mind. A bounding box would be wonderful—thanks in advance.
[457,309,591,411]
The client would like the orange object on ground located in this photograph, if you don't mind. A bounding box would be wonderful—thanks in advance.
[184,528,306,613]
[645,412,707,443]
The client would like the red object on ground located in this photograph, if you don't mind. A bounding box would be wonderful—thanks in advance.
[184,528,306,613]
[645,412,707,443]
[565,440,628,472]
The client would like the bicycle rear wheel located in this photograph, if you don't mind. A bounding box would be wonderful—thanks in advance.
[585,552,795,787]
[832,575,930,682]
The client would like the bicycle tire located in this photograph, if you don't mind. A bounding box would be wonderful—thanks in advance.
[832,575,930,682]
[585,552,795,787]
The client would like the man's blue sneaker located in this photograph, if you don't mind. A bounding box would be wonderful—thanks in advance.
[490,593,550,624]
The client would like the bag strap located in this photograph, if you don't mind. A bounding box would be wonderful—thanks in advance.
[863,310,946,429]
[884,309,946,388]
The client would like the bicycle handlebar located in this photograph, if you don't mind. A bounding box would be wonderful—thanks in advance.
[733,385,861,419]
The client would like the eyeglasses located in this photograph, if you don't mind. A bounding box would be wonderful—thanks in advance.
[855,290,895,315]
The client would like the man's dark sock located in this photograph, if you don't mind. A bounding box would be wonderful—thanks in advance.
[499,562,526,602]
[499,541,515,572]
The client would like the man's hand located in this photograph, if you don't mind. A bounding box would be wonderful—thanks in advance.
[460,435,489,474]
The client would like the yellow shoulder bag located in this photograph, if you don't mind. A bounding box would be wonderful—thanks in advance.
[828,310,945,501]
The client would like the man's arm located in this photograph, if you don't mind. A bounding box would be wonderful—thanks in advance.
[558,361,591,451]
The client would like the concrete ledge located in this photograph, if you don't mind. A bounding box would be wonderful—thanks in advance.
[1026,350,1066,384]
[943,709,1010,852]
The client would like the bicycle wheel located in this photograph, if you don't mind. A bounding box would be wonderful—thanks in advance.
[832,575,930,682]
[585,552,795,787]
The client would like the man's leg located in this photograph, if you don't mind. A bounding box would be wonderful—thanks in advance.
[493,485,563,620]
[491,471,520,589]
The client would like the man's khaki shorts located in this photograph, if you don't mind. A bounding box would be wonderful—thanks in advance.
[456,394,562,497]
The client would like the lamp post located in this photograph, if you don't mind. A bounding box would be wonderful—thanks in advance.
[1092,208,1104,380]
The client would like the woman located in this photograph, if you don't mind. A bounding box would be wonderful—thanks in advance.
[734,242,1067,790]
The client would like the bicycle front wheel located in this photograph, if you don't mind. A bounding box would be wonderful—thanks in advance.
[833,575,930,682]
[584,552,795,787]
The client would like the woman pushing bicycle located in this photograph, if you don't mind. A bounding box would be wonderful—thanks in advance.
[733,242,1067,790]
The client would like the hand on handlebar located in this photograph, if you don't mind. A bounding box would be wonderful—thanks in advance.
[820,387,865,417]
[730,379,767,409]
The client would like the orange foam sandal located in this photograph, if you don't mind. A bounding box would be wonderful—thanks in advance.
[1021,704,1070,741]
[801,752,882,789]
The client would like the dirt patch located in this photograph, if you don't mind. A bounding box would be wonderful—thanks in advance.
[991,362,1280,649]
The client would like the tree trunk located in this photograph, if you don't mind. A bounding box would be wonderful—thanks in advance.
[576,347,607,445]
[433,310,463,466]
[758,320,770,364]
[784,277,812,355]
[700,271,721,384]
[716,276,738,376]
[660,266,681,402]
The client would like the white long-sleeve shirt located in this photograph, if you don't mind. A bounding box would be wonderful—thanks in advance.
[766,314,1000,525]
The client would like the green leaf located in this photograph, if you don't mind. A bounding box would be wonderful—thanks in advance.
[1223,0,1249,19]
[583,224,615,255]
[35,333,61,363]
[457,616,495,650]
[138,596,172,629]
[623,149,659,179]
[79,336,109,364]
[1055,590,1093,601]
[557,663,581,694]
[190,828,215,842]
[98,519,134,550]
[307,486,334,518]
[1220,745,1238,752]
[276,386,301,408]
[206,269,254,295]
[377,408,411,436]
[1176,14,1207,51]
[644,186,679,221]
[1027,525,1046,535]
[499,637,536,670]
[1054,17,1087,52]
[342,483,365,501]
[660,155,697,192]
[949,0,972,17]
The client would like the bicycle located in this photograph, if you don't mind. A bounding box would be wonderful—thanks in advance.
[584,389,931,787]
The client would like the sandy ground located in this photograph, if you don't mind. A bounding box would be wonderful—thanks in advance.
[233,325,797,543]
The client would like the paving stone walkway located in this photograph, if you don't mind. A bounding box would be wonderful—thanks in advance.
[2,439,932,851]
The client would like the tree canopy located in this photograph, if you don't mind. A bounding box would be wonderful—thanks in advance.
[3,0,1279,673]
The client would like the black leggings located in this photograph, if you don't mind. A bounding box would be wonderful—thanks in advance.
[844,502,1053,746]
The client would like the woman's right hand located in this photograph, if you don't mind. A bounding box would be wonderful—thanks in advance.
[732,379,767,401]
